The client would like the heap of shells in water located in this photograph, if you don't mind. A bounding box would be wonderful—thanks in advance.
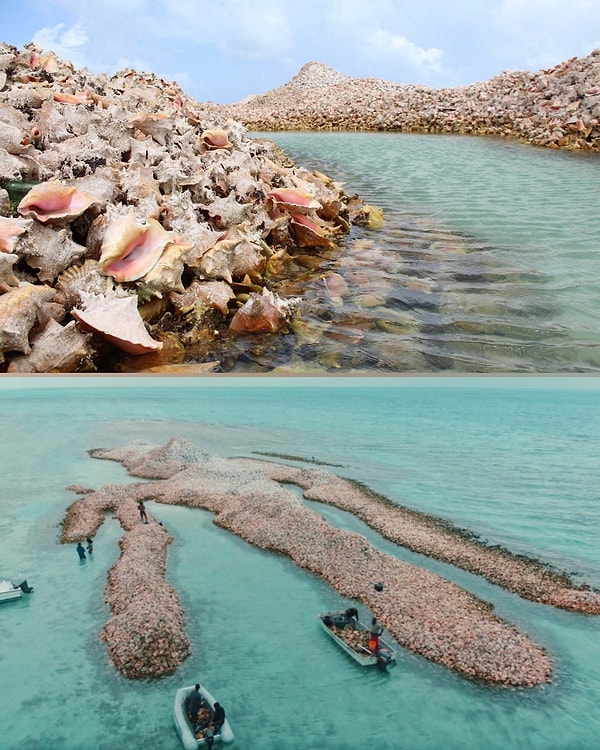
[0,42,377,372]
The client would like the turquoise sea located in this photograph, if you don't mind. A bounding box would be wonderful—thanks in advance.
[1,377,599,749]
[242,132,600,373]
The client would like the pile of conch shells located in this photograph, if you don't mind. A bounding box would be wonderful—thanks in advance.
[0,42,371,372]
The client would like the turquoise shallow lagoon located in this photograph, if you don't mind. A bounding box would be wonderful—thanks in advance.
[1,377,599,749]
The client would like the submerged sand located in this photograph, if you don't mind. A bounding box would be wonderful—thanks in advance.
[61,438,600,687]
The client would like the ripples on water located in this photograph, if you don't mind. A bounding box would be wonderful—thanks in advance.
[233,132,600,373]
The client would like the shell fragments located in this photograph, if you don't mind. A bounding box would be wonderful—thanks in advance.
[72,292,163,355]
[99,212,178,283]
[17,180,101,223]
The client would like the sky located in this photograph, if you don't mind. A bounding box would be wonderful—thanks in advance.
[2,1,599,104]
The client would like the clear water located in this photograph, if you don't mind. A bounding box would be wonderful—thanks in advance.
[1,377,600,749]
[247,132,600,373]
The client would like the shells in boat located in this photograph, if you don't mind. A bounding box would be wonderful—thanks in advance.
[228,288,297,334]
[99,211,179,282]
[0,282,56,356]
[17,180,101,223]
[7,318,94,372]
[72,292,163,354]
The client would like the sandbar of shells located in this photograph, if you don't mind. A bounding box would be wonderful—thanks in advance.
[59,437,599,687]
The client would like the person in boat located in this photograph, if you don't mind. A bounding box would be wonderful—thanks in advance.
[211,702,225,733]
[76,541,86,560]
[344,607,359,627]
[369,617,383,651]
[185,684,203,722]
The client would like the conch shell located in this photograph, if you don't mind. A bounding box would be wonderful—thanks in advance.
[228,288,296,334]
[200,129,233,151]
[267,187,321,214]
[99,211,179,282]
[72,292,163,354]
[17,181,101,223]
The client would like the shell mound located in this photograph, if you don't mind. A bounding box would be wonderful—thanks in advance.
[223,54,600,151]
[0,42,365,372]
[57,437,600,688]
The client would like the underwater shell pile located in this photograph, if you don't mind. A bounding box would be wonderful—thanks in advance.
[0,42,370,372]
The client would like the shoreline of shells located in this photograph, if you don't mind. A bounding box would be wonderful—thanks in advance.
[221,52,600,151]
[1,42,374,373]
[62,437,599,687]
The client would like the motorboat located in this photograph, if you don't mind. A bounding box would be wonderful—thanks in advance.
[0,577,33,603]
[319,608,396,670]
[173,684,234,748]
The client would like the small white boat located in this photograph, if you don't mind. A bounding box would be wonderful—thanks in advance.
[0,577,33,603]
[319,609,396,670]
[173,684,234,748]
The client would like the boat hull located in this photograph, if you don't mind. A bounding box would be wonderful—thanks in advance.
[173,685,234,748]
[0,580,23,603]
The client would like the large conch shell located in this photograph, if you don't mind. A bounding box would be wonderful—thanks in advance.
[17,181,101,223]
[99,211,179,282]
[128,112,172,145]
[72,292,163,354]
[228,288,297,334]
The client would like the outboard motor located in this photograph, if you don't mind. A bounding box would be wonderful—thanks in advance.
[14,578,33,594]
[376,648,392,672]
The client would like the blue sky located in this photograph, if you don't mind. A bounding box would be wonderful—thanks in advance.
[2,1,599,104]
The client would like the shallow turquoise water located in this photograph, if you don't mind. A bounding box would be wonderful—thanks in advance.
[250,132,600,372]
[1,377,599,749]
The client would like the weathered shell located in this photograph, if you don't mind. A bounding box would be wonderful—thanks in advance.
[16,222,88,282]
[0,283,56,355]
[228,288,296,334]
[128,112,172,145]
[0,216,30,252]
[72,292,163,354]
[55,259,116,308]
[0,251,19,291]
[17,180,101,223]
[99,211,178,283]
[290,213,335,249]
[142,241,190,297]
[170,280,235,317]
[7,318,94,372]
[191,227,265,284]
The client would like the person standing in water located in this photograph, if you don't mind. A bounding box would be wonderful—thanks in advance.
[76,542,86,560]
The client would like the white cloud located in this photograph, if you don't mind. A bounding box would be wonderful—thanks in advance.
[32,22,88,67]
[363,28,446,78]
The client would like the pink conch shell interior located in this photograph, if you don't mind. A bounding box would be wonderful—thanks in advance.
[200,129,233,150]
[17,181,100,223]
[268,188,321,212]
[100,212,178,282]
